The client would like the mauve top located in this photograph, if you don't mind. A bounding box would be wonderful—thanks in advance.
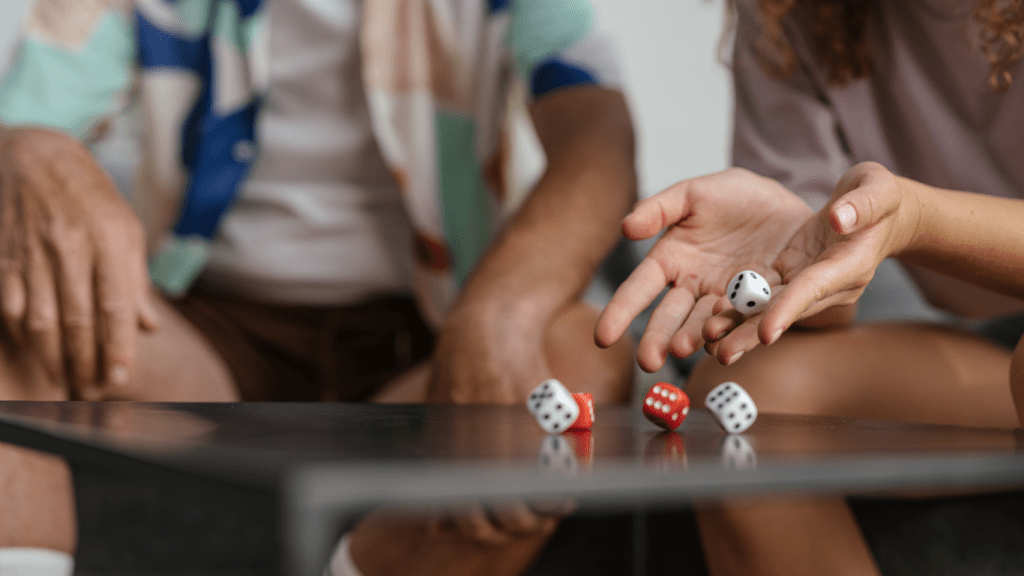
[731,0,1024,317]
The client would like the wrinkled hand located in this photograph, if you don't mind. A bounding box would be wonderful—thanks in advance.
[594,168,812,372]
[426,499,567,545]
[427,302,572,541]
[427,295,552,405]
[702,162,919,362]
[0,127,158,399]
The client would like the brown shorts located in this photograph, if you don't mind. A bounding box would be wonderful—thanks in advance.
[171,288,435,401]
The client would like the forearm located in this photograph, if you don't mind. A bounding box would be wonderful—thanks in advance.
[454,87,637,323]
[896,177,1024,299]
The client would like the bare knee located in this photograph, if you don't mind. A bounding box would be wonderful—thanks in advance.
[686,333,840,417]
[114,293,239,402]
[0,334,68,401]
[1010,336,1024,427]
[546,301,634,405]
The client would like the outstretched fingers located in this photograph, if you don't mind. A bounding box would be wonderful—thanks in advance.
[620,181,694,241]
[702,286,782,364]
[758,260,862,345]
[636,287,696,372]
[595,257,669,348]
[0,172,25,344]
[669,294,718,359]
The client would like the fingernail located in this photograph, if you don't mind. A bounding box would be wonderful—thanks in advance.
[108,364,129,388]
[768,328,784,345]
[836,203,857,232]
[727,351,744,365]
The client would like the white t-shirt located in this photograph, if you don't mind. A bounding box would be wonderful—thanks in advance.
[200,0,415,305]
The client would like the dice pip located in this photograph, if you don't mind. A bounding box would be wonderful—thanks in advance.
[642,383,690,431]
[726,270,771,315]
[705,381,758,434]
[527,379,580,434]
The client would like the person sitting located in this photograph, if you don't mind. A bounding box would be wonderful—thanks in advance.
[0,0,637,574]
[595,0,1024,573]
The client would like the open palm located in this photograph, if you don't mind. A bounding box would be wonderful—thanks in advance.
[595,168,812,372]
[703,162,915,361]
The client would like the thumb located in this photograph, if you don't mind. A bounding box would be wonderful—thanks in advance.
[829,169,902,235]
[621,180,696,241]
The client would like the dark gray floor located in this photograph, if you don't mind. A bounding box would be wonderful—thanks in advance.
[72,462,278,575]
[71,458,1024,576]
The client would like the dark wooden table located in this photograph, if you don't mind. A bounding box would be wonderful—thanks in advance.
[0,401,1020,575]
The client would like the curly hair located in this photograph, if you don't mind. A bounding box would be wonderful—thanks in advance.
[740,0,1024,91]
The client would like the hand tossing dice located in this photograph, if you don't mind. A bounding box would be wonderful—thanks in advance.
[726,270,771,315]
[705,381,758,434]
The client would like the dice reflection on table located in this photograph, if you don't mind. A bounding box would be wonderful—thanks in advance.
[536,434,579,478]
[720,434,757,470]
[563,429,593,472]
[643,431,688,472]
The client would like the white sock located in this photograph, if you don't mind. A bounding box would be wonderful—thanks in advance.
[324,533,364,576]
[0,548,73,576]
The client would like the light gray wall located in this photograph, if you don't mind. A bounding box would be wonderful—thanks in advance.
[0,0,30,70]
[591,0,731,196]
[0,0,733,199]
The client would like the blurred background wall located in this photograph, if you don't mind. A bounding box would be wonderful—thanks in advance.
[0,0,933,327]
[0,0,734,200]
[0,0,30,69]
[591,0,731,193]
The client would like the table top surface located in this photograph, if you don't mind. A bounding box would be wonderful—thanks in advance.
[0,400,1020,506]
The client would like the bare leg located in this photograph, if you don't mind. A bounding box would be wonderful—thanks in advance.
[352,301,635,576]
[0,292,239,557]
[688,323,1018,428]
[374,300,635,405]
[696,497,880,576]
[105,292,239,402]
[1009,335,1024,427]
[687,323,1020,576]
[0,335,76,554]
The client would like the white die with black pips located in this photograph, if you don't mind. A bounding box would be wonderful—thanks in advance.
[705,381,758,434]
[726,270,771,315]
[527,379,580,434]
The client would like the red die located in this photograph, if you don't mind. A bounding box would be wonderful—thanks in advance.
[642,383,689,430]
[568,393,594,431]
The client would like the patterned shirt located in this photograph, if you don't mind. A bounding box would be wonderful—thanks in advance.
[0,0,622,324]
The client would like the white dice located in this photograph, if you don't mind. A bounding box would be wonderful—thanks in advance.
[705,381,758,434]
[527,379,580,434]
[726,270,771,315]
